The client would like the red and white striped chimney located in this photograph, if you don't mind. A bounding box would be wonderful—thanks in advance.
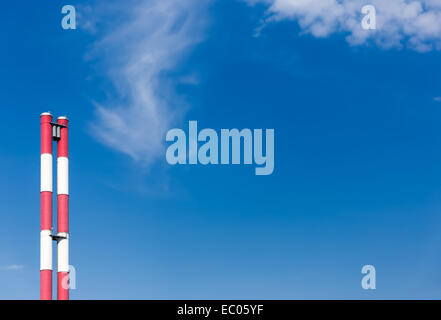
[40,112,53,300]
[40,113,70,300]
[56,116,69,300]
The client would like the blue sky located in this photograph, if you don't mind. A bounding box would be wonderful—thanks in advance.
[1,0,441,299]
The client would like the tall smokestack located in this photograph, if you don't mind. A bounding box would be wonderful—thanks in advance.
[40,112,53,300]
[56,116,69,300]
[40,113,70,300]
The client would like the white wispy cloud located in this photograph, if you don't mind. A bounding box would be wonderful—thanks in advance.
[2,265,24,270]
[88,0,209,166]
[247,0,441,52]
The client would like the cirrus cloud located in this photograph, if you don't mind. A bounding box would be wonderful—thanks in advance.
[2,265,24,270]
[88,0,209,166]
